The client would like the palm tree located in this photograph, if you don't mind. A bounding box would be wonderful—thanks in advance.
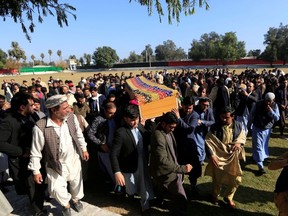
[40,53,45,64]
[48,49,52,63]
[31,54,35,66]
[57,50,62,61]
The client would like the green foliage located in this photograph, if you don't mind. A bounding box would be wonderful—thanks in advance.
[122,51,143,63]
[7,41,26,61]
[131,0,209,23]
[155,40,186,61]
[186,132,284,215]
[93,46,119,68]
[57,50,62,60]
[189,32,246,62]
[247,49,261,57]
[48,49,53,62]
[83,53,92,66]
[0,0,76,41]
[0,48,7,69]
[141,44,154,62]
[263,23,288,64]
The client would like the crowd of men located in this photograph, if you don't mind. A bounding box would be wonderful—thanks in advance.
[0,67,287,216]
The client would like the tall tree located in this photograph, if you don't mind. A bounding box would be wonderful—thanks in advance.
[189,31,246,63]
[83,53,92,66]
[57,50,62,61]
[7,41,26,61]
[79,57,84,66]
[263,23,288,64]
[31,54,35,66]
[92,46,119,68]
[247,49,261,58]
[141,44,154,62]
[40,53,45,64]
[48,49,53,63]
[218,32,246,62]
[188,39,205,61]
[263,27,279,65]
[0,49,7,69]
[155,40,186,61]
[126,51,142,63]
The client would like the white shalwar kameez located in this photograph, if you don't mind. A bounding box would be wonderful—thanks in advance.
[28,115,87,207]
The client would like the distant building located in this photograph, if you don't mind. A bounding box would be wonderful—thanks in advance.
[67,59,77,70]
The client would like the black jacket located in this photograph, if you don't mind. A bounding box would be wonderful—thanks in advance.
[110,123,150,174]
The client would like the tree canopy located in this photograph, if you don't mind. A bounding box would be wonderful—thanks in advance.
[93,46,119,68]
[188,32,246,63]
[1,1,208,40]
[262,23,288,64]
[0,0,76,41]
[155,40,186,61]
[132,0,209,23]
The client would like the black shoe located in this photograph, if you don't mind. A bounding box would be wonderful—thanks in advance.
[62,207,71,216]
[151,198,166,208]
[141,209,151,216]
[258,168,266,175]
[72,200,83,212]
[34,209,48,216]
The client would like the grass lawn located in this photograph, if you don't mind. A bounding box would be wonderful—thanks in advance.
[188,133,286,216]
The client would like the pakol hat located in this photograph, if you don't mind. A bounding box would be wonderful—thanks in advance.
[45,95,67,109]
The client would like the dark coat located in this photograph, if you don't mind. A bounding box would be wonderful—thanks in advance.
[235,91,259,116]
[0,111,35,193]
[150,126,186,184]
[110,124,149,174]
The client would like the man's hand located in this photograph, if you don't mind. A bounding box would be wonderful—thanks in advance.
[100,144,110,153]
[232,143,242,152]
[33,174,43,184]
[210,155,219,167]
[171,108,180,119]
[82,151,89,161]
[185,164,193,173]
[114,172,125,186]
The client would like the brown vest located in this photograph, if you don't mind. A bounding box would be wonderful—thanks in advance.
[36,113,84,175]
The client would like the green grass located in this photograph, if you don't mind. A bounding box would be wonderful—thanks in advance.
[188,130,287,216]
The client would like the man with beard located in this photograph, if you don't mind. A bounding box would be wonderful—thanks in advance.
[173,96,200,196]
[28,95,89,216]
[250,92,280,175]
[205,106,246,209]
[235,81,259,135]
[0,92,47,216]
[150,112,192,216]
[73,93,90,119]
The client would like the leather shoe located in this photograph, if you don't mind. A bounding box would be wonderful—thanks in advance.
[141,209,151,216]
[223,197,236,209]
[62,207,71,216]
[258,168,266,175]
[72,200,83,212]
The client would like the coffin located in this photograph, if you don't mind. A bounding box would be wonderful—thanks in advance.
[125,76,178,119]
